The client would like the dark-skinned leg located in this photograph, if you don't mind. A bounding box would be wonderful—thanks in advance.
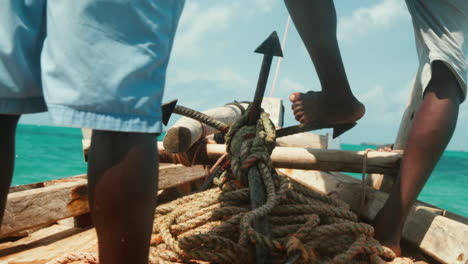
[87,130,158,264]
[374,61,462,256]
[284,0,365,124]
[0,114,20,227]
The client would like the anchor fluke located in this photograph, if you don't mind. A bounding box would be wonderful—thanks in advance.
[254,31,284,57]
[332,123,357,139]
[161,99,178,126]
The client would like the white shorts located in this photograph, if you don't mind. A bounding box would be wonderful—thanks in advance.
[406,0,468,101]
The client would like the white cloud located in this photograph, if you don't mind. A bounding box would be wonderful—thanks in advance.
[459,106,468,120]
[173,2,234,57]
[172,0,277,58]
[358,85,408,124]
[359,85,386,103]
[169,67,250,88]
[250,0,277,16]
[165,67,253,112]
[338,0,409,42]
[213,68,250,87]
[277,78,307,95]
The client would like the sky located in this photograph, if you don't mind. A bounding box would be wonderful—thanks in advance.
[20,0,468,150]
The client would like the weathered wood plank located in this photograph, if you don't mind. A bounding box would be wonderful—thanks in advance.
[278,169,468,264]
[9,175,87,194]
[0,225,98,263]
[0,219,435,264]
[1,180,89,238]
[159,143,402,175]
[276,132,328,149]
[0,165,207,238]
[158,165,207,190]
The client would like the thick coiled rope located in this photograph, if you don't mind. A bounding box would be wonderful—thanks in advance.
[149,109,402,264]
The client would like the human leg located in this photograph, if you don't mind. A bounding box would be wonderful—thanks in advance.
[42,1,184,262]
[374,61,462,255]
[374,0,467,254]
[0,115,21,227]
[87,131,158,264]
[284,0,365,124]
[0,1,47,227]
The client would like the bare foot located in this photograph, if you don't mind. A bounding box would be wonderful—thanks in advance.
[377,144,404,154]
[289,91,365,124]
[377,144,394,152]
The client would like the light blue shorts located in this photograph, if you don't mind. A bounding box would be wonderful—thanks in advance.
[0,0,185,133]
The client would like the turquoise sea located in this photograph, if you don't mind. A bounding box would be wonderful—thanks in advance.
[12,124,468,217]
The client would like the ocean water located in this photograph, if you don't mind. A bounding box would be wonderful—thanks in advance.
[11,124,468,217]
[342,144,468,217]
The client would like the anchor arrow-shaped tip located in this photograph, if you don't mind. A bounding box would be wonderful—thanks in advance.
[332,123,357,139]
[161,99,178,126]
[254,31,283,57]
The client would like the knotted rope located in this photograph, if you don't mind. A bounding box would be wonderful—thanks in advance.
[149,109,401,264]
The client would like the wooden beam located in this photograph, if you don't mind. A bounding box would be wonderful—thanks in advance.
[0,225,98,263]
[276,132,328,149]
[158,143,402,175]
[9,175,87,194]
[1,180,89,238]
[0,165,207,238]
[163,103,249,154]
[158,164,207,190]
[279,169,468,264]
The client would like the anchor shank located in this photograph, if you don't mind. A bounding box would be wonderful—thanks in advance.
[248,166,272,263]
[248,54,274,125]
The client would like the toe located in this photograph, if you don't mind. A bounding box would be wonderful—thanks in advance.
[291,101,303,111]
[294,112,304,122]
[289,92,303,103]
[293,106,304,116]
[298,115,306,124]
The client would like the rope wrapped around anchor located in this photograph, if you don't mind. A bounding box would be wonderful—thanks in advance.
[149,108,402,264]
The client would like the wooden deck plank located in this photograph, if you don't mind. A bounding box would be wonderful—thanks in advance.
[1,180,89,238]
[0,225,97,264]
[0,168,461,263]
[9,176,87,194]
[0,165,207,238]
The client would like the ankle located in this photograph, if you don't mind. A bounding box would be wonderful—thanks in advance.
[374,210,404,243]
